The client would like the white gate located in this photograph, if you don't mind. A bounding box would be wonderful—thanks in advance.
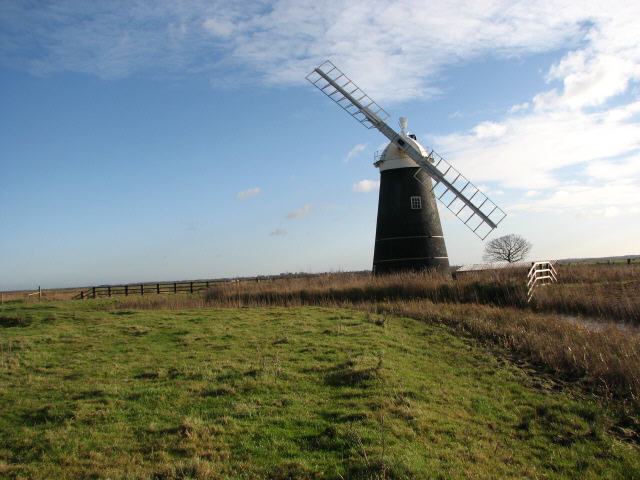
[527,261,557,303]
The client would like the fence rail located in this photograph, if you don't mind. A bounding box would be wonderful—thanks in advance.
[74,281,220,299]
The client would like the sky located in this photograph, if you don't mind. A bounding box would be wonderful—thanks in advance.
[1,0,640,290]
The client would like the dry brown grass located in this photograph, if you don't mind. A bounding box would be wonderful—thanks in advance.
[534,281,640,321]
[197,270,527,308]
[529,263,640,322]
[103,265,639,324]
[18,262,638,321]
[0,287,83,302]
[558,263,640,283]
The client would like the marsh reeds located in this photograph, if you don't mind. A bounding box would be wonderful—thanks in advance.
[533,263,640,322]
[195,265,639,323]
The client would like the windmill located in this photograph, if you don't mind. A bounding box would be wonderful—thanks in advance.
[306,61,506,274]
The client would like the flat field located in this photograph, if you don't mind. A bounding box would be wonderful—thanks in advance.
[1,300,638,479]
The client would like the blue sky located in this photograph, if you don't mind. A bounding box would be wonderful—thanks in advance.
[2,1,640,290]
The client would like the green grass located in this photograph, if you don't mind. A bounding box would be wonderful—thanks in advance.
[1,300,638,479]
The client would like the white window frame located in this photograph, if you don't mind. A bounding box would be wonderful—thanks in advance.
[410,196,422,210]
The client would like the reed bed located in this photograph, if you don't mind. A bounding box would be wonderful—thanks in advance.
[558,263,640,283]
[529,263,640,322]
[110,265,640,323]
[204,266,640,322]
[201,270,529,308]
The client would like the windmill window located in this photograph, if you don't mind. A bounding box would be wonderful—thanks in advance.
[410,196,422,209]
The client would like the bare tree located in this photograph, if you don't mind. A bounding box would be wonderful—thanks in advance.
[483,234,532,263]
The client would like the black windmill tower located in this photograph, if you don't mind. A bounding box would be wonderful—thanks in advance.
[306,61,506,274]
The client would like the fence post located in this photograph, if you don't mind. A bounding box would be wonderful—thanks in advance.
[206,281,209,288]
[173,283,177,294]
[125,285,128,296]
[38,286,42,301]
[141,285,144,296]
[190,282,193,294]
[92,287,96,299]
[107,286,111,297]
[80,291,84,300]
[156,283,160,294]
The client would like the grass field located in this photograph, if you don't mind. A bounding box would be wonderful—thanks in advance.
[1,300,639,479]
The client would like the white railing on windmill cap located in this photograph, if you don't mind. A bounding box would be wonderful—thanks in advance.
[527,261,557,303]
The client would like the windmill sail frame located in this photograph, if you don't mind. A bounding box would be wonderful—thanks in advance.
[412,152,506,240]
[306,60,506,240]
[305,61,390,129]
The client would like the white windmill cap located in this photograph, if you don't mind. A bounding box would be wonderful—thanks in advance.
[375,133,429,172]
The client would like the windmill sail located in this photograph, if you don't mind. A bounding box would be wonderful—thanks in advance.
[306,60,390,129]
[306,60,506,240]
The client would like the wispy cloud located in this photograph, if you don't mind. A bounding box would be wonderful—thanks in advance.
[509,183,640,217]
[203,17,235,38]
[434,104,640,189]
[236,187,260,199]
[3,2,634,102]
[286,204,310,219]
[353,179,380,193]
[3,1,640,220]
[472,122,507,139]
[344,143,367,162]
[409,4,640,218]
[269,228,287,236]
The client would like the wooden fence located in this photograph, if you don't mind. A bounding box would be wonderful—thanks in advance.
[74,280,221,299]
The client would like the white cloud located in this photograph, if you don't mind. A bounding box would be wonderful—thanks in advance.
[3,1,640,222]
[432,105,640,190]
[4,2,639,102]
[236,187,260,199]
[583,154,640,181]
[576,206,623,219]
[269,228,287,236]
[420,5,640,220]
[510,183,640,216]
[286,204,310,219]
[344,143,367,162]
[509,102,530,113]
[203,17,235,38]
[545,52,636,110]
[353,179,380,193]
[472,122,507,139]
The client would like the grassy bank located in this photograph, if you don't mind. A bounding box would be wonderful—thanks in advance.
[99,268,639,400]
[1,301,639,479]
